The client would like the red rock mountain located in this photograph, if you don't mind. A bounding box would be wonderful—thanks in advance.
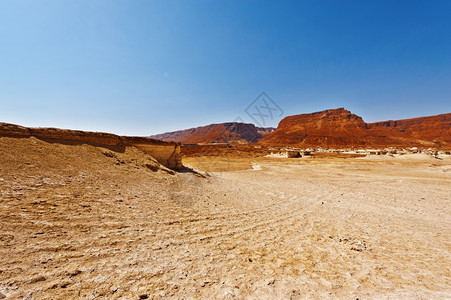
[259,108,451,149]
[150,123,275,144]
[368,114,451,147]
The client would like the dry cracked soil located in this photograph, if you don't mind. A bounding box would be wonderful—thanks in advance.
[1,137,450,299]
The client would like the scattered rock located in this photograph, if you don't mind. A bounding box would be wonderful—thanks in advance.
[200,280,211,287]
[289,289,301,299]
[30,275,46,283]
[102,150,117,158]
[145,163,160,172]
[351,247,363,252]
[68,270,82,277]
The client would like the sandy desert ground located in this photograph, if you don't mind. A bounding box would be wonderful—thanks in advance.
[1,137,450,299]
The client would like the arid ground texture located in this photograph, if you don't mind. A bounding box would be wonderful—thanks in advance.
[1,135,450,299]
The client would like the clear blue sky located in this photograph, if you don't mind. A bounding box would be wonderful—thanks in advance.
[1,0,450,135]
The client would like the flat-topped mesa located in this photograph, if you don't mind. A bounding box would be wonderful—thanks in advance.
[259,108,451,149]
[260,108,368,148]
[0,122,182,170]
[277,107,366,129]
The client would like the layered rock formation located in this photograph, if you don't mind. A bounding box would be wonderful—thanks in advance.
[0,122,182,170]
[150,122,275,144]
[259,108,451,149]
[368,113,451,148]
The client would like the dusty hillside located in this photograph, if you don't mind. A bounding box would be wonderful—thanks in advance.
[0,122,182,170]
[259,108,451,149]
[150,122,275,144]
[0,136,185,298]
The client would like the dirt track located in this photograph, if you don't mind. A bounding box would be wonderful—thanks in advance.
[1,137,450,299]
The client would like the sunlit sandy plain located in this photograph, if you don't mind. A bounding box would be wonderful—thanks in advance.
[1,137,450,299]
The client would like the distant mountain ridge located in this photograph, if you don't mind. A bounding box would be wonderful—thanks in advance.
[150,108,451,149]
[259,108,451,149]
[150,122,275,144]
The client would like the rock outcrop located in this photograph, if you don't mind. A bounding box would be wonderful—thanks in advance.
[260,108,368,147]
[150,122,275,144]
[259,108,451,149]
[368,113,451,148]
[0,122,182,170]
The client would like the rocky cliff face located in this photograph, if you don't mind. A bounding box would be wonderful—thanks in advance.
[150,122,275,144]
[261,108,368,147]
[259,108,451,149]
[0,122,182,170]
[368,113,451,147]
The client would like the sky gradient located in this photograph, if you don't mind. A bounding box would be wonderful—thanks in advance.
[1,0,451,135]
